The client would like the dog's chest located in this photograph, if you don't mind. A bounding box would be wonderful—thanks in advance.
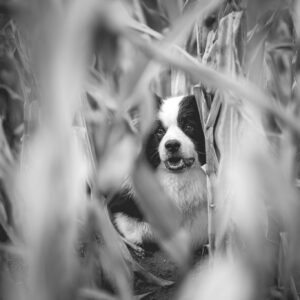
[157,168,207,213]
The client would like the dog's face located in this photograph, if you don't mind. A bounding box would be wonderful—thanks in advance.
[146,95,206,172]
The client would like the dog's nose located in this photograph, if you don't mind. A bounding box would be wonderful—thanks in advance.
[165,139,181,153]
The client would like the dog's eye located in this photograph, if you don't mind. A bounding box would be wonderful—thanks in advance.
[156,127,165,136]
[184,124,194,133]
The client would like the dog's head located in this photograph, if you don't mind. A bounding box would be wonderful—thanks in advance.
[146,95,206,172]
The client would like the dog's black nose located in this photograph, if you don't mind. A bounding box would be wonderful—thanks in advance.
[165,139,181,153]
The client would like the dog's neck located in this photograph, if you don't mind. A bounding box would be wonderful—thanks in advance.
[156,165,207,215]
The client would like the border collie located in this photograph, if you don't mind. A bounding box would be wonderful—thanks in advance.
[109,95,208,249]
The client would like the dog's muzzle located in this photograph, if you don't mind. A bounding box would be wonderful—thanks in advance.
[163,139,195,171]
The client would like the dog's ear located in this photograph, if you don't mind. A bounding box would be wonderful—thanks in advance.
[153,93,162,110]
[128,105,140,131]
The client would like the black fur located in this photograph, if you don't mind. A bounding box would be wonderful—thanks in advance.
[177,95,206,165]
[145,119,165,168]
[109,189,143,221]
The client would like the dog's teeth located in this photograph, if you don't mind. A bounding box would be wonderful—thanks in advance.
[165,158,185,170]
[164,156,195,171]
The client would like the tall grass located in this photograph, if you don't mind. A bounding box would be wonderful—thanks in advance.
[0,0,299,300]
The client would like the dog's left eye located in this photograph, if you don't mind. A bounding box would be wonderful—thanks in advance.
[184,124,194,133]
[156,127,165,136]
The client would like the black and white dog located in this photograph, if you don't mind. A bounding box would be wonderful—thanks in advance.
[109,95,208,249]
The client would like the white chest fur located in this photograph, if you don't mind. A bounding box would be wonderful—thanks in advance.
[157,166,208,247]
[157,167,207,213]
[115,167,208,248]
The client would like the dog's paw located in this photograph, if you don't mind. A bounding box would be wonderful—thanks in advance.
[114,213,146,245]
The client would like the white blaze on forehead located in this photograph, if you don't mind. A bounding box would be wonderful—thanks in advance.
[158,96,184,128]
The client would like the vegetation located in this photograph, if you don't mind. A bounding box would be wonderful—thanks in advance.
[0,0,299,299]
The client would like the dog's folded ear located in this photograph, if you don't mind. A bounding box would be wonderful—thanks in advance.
[128,105,140,131]
[153,93,162,110]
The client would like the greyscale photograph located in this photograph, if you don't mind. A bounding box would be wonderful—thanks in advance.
[0,0,298,299]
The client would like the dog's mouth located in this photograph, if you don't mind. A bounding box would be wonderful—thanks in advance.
[164,156,195,172]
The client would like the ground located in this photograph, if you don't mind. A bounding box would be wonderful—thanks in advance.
[132,244,207,299]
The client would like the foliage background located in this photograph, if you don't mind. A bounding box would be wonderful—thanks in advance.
[0,0,299,299]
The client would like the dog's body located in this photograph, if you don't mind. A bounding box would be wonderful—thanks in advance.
[110,95,208,249]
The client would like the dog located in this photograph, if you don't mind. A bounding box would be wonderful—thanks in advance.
[109,95,208,249]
